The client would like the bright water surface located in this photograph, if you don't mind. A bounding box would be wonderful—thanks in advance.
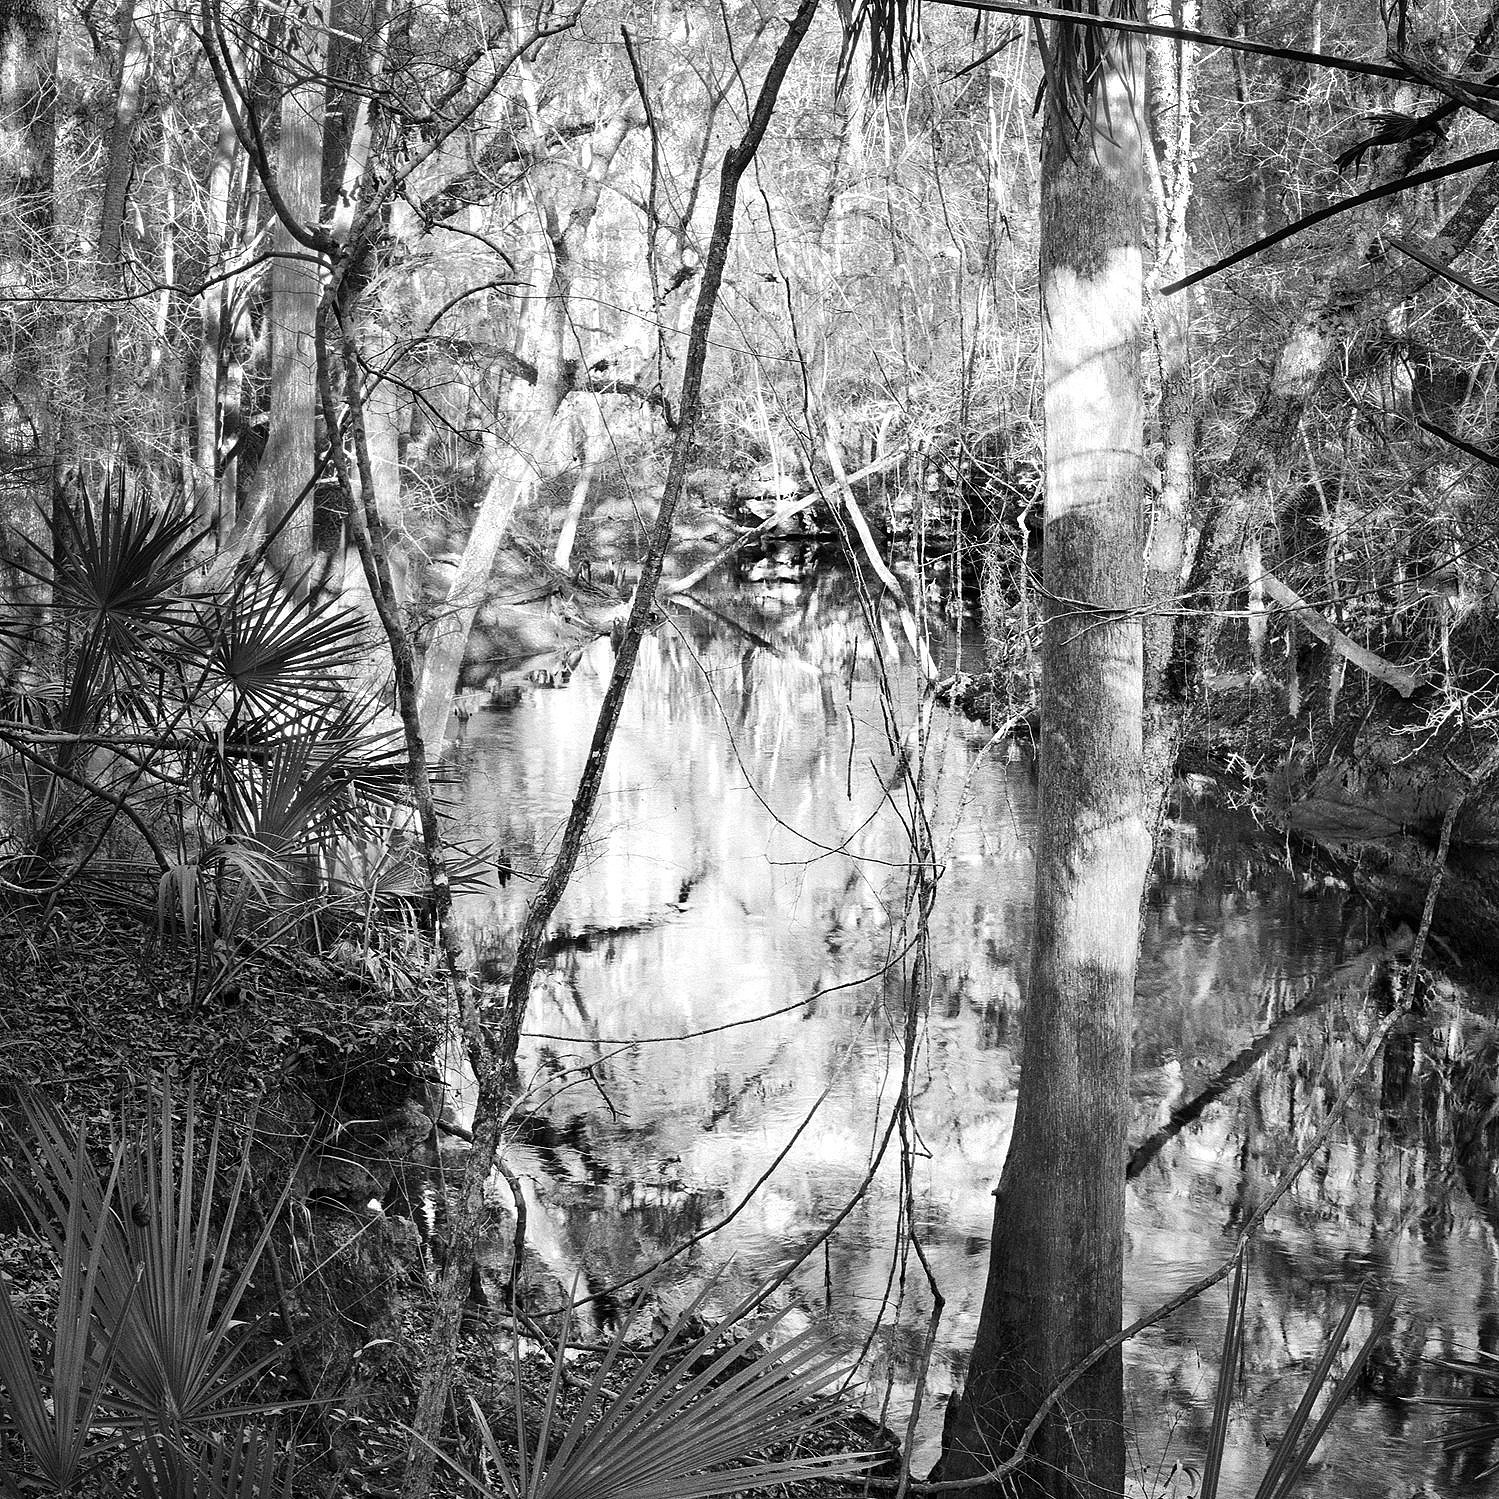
[445,572,1497,1499]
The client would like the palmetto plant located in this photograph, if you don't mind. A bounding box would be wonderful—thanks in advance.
[0,1084,302,1496]
[0,1131,133,1495]
[125,1425,297,1499]
[0,469,432,989]
[1197,1254,1396,1499]
[441,1273,875,1499]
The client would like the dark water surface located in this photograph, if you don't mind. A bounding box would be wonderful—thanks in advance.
[444,575,1496,1498]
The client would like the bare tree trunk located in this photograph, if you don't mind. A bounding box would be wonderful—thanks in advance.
[935,29,1151,1499]
[0,0,57,571]
[196,89,237,528]
[1143,0,1196,829]
[552,403,600,572]
[416,396,567,746]
[352,362,407,610]
[219,162,261,536]
[259,0,328,579]
[149,78,187,475]
[85,0,149,412]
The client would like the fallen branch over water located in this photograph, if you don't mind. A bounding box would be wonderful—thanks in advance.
[1261,570,1423,697]
[1126,947,1384,1179]
[665,449,909,596]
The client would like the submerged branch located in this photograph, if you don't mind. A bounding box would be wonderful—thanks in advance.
[882,806,1462,1493]
[1126,950,1380,1179]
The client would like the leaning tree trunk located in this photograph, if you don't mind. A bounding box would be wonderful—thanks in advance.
[934,30,1151,1499]
[413,106,636,747]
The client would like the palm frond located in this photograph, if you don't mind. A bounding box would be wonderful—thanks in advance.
[186,575,368,732]
[20,472,207,659]
[214,733,399,852]
[446,1270,875,1499]
[10,1084,301,1435]
[1411,1351,1499,1461]
[1193,1264,1396,1499]
[1199,1251,1248,1499]
[127,1423,297,1499]
[1253,1283,1394,1499]
[0,1127,133,1491]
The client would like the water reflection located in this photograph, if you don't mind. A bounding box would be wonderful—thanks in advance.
[446,576,1497,1497]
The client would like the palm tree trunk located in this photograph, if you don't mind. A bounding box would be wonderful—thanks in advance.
[934,31,1151,1499]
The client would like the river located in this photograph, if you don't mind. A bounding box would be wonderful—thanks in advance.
[443,569,1497,1499]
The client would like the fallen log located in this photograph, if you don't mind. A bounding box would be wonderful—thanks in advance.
[1261,570,1422,697]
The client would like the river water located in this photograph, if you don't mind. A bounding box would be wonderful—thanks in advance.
[444,572,1498,1499]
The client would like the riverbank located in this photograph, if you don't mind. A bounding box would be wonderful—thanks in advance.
[0,901,885,1497]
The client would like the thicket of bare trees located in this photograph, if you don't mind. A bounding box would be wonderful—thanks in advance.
[5,0,1499,1492]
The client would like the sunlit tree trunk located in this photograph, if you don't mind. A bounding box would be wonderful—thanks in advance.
[935,32,1151,1499]
[0,0,57,573]
[1143,0,1195,828]
[196,90,237,528]
[552,402,600,572]
[260,0,328,579]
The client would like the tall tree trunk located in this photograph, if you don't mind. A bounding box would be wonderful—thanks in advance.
[149,79,187,478]
[0,0,57,573]
[934,30,1151,1499]
[1143,0,1196,829]
[196,88,237,529]
[85,0,149,412]
[219,162,260,537]
[259,0,328,579]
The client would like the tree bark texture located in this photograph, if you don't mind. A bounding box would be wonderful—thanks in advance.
[195,90,237,528]
[936,34,1152,1499]
[84,0,148,412]
[1142,0,1195,832]
[260,0,328,579]
[0,0,56,559]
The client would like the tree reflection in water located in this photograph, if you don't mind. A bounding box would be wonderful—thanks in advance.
[443,575,1499,1496]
